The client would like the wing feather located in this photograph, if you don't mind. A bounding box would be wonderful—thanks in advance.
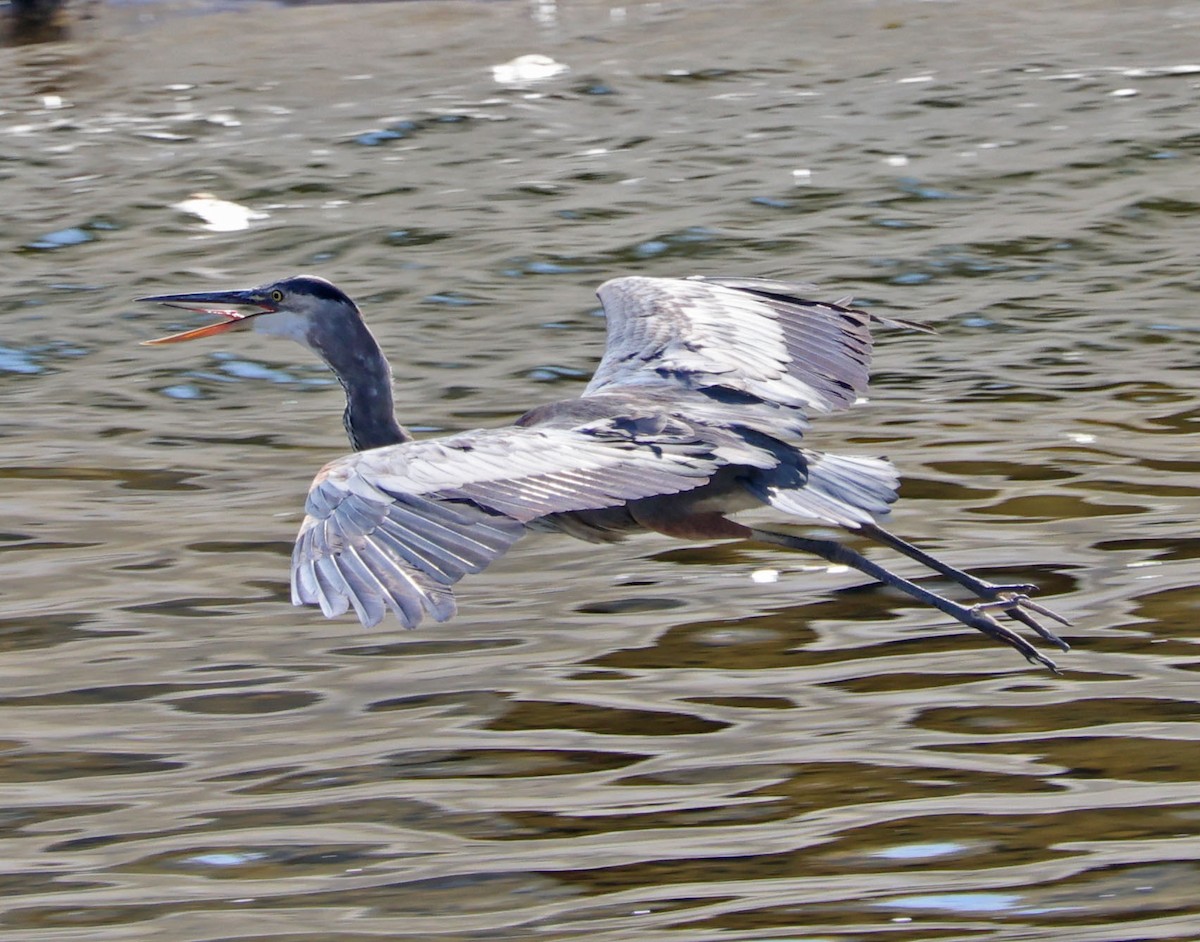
[333,548,388,627]
[587,276,881,415]
[291,421,725,628]
[352,541,428,622]
[746,451,900,528]
[370,522,465,585]
[312,556,351,618]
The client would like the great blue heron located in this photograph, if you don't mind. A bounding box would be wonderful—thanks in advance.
[140,274,1070,670]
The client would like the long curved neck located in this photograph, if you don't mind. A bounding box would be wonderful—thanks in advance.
[317,318,411,451]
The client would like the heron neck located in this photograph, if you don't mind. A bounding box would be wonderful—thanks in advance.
[320,321,412,450]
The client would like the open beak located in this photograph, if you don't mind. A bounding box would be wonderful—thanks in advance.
[136,288,278,345]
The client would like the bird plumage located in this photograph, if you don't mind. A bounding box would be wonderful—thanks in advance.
[288,276,907,630]
[141,273,1070,670]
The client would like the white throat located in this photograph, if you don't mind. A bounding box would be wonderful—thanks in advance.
[252,309,311,344]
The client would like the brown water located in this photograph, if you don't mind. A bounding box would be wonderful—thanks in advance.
[3,0,1200,939]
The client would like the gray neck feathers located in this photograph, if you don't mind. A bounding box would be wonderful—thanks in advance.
[313,316,411,451]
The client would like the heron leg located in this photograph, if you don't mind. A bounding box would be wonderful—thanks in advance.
[859,523,1029,597]
[857,522,1072,650]
[749,526,1061,672]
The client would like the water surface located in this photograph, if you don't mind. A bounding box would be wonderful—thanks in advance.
[3,0,1200,939]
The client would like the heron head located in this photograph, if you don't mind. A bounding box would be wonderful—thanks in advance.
[138,275,363,350]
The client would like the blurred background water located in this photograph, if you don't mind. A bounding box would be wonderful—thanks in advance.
[2,0,1200,939]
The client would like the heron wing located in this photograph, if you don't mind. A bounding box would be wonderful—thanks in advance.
[585,275,880,415]
[292,419,722,629]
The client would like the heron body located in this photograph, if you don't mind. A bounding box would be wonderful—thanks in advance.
[140,274,1070,669]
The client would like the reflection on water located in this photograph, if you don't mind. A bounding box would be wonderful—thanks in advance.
[2,0,1199,938]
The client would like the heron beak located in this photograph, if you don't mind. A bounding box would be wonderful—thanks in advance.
[136,289,279,345]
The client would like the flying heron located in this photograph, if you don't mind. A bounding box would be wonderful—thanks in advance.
[140,274,1070,670]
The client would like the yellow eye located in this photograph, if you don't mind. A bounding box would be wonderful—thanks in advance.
[270,290,284,303]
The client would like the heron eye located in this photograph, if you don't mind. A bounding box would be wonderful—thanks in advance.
[270,290,284,303]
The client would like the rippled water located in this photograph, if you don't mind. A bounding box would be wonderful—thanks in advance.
[3,0,1200,939]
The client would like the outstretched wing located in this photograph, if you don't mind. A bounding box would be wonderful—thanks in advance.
[586,276,887,415]
[291,418,722,629]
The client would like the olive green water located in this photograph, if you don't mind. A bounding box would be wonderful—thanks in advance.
[3,1,1200,939]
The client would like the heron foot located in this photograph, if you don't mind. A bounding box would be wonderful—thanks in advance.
[970,591,1072,652]
[950,601,1063,673]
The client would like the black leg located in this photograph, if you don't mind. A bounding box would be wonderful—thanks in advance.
[858,522,1071,650]
[750,527,1062,672]
[858,522,1032,597]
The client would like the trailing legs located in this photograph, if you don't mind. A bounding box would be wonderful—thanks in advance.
[749,526,1066,671]
[857,522,1071,650]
